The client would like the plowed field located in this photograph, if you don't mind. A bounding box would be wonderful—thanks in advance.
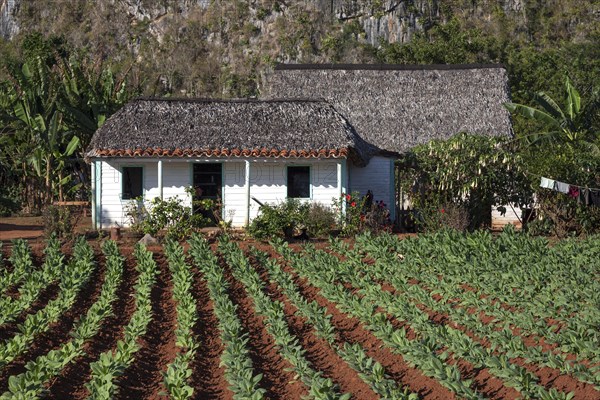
[0,230,598,399]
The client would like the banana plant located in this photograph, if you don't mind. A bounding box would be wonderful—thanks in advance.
[505,77,599,149]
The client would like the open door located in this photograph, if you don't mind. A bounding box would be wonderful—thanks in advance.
[192,163,222,223]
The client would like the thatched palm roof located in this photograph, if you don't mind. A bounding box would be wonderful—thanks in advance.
[263,64,513,154]
[86,98,377,165]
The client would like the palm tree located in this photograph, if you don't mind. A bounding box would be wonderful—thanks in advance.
[504,77,599,149]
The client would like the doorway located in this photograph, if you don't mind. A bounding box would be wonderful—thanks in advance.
[192,163,222,223]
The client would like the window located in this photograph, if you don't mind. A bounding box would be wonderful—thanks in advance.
[287,166,310,198]
[122,167,143,200]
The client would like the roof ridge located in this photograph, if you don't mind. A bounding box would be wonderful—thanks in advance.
[132,97,328,103]
[274,63,507,71]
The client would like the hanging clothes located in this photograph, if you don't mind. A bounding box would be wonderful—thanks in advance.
[578,188,591,206]
[540,177,555,189]
[568,185,580,199]
[553,181,570,194]
[590,189,600,207]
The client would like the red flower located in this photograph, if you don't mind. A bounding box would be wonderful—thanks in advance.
[346,194,352,201]
[440,208,445,213]
[351,202,356,207]
[360,215,365,221]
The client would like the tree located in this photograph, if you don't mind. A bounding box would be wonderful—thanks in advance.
[397,133,532,231]
[506,77,600,236]
[0,36,69,208]
[504,77,600,149]
[0,33,134,212]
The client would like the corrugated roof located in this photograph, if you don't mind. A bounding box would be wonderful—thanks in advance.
[263,64,513,154]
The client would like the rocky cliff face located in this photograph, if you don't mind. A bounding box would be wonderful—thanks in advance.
[0,0,440,45]
[0,0,594,97]
[0,0,19,39]
[0,0,572,47]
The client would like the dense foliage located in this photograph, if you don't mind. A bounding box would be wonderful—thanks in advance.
[398,133,531,231]
[248,199,338,239]
[247,194,391,240]
[0,34,134,213]
[125,196,212,240]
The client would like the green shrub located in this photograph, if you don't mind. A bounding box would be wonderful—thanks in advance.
[304,203,337,238]
[415,200,470,233]
[0,196,19,217]
[397,133,531,232]
[332,192,391,236]
[248,199,309,239]
[126,197,211,240]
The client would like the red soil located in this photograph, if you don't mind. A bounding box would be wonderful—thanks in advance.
[189,262,232,400]
[46,250,139,399]
[117,249,179,399]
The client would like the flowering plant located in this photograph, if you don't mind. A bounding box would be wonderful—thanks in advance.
[333,191,391,236]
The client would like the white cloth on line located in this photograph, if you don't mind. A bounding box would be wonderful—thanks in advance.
[540,177,555,189]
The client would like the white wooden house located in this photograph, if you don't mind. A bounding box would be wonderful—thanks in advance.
[86,64,516,230]
[86,98,394,229]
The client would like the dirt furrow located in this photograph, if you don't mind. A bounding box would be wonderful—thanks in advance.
[189,263,232,400]
[116,251,178,400]
[0,256,105,392]
[250,256,377,400]
[380,281,598,398]
[221,259,308,400]
[278,260,456,400]
[46,251,138,399]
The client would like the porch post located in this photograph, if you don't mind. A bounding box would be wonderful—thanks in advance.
[157,159,163,200]
[95,161,102,230]
[338,159,347,215]
[90,160,96,230]
[245,160,251,226]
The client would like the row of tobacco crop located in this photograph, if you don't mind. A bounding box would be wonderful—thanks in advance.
[0,230,598,399]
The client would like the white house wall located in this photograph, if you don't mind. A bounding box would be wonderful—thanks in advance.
[224,160,342,226]
[348,156,395,219]
[492,205,523,231]
[98,160,192,229]
[96,158,345,229]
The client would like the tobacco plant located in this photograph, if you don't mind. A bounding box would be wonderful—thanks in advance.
[0,237,95,368]
[86,243,159,399]
[1,240,123,399]
[0,235,64,326]
[162,238,199,400]
[188,234,265,400]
